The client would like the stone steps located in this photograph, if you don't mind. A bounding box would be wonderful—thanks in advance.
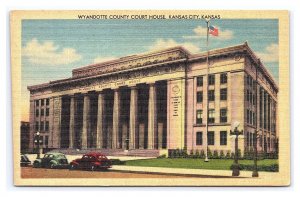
[48,148,160,157]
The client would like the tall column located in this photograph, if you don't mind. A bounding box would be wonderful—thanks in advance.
[82,94,90,149]
[148,83,157,149]
[112,89,120,149]
[129,86,138,149]
[96,92,104,148]
[69,96,75,148]
[261,89,265,152]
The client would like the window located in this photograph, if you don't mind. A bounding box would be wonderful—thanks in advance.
[196,132,203,145]
[46,108,49,116]
[40,121,44,131]
[197,76,203,87]
[197,91,203,103]
[35,100,39,107]
[35,109,39,117]
[45,121,49,131]
[35,121,39,131]
[220,88,227,100]
[41,99,44,106]
[45,136,49,148]
[208,109,215,123]
[208,131,215,145]
[220,73,227,84]
[208,75,215,85]
[208,90,215,101]
[196,110,203,124]
[220,108,227,123]
[41,109,44,116]
[46,98,49,106]
[220,131,227,145]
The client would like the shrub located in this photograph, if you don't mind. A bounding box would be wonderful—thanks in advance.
[230,164,279,172]
[200,150,205,159]
[213,150,219,159]
[225,151,231,159]
[110,159,125,165]
[190,149,194,158]
[208,149,213,159]
[157,154,166,159]
[195,149,200,158]
[220,150,225,159]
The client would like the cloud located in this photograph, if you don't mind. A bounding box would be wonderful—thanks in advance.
[148,38,201,53]
[93,56,117,63]
[256,43,279,63]
[183,26,233,40]
[22,38,82,65]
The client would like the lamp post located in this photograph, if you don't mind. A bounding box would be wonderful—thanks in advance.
[34,132,41,159]
[230,121,243,176]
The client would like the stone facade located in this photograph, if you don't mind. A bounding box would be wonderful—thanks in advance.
[27,42,278,156]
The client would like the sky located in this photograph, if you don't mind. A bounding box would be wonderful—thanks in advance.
[21,19,279,121]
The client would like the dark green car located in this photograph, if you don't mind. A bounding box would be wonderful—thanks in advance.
[33,153,69,169]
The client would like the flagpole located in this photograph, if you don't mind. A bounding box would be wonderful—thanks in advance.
[205,20,210,162]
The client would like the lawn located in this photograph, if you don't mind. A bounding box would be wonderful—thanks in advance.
[123,158,278,171]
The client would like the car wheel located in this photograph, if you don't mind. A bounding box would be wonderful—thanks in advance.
[70,164,76,170]
[90,165,95,171]
[50,163,55,169]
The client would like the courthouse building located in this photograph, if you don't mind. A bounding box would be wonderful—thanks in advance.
[27,42,278,156]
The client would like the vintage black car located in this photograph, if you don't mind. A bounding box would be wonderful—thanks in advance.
[33,153,69,169]
[20,154,31,167]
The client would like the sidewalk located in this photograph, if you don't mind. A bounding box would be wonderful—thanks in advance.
[111,165,275,178]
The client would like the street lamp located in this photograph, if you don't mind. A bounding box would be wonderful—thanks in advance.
[230,121,243,176]
[34,131,41,159]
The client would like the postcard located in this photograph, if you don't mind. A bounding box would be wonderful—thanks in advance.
[11,10,290,186]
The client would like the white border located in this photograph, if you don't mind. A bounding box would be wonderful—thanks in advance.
[1,0,298,196]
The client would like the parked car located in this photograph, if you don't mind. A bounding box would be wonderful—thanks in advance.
[20,154,31,167]
[69,152,112,171]
[33,152,69,169]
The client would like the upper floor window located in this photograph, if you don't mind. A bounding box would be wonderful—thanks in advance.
[35,121,39,131]
[45,121,49,131]
[41,99,44,106]
[208,75,215,85]
[196,132,203,145]
[196,110,203,124]
[220,73,227,84]
[41,109,44,116]
[197,91,203,103]
[35,109,39,117]
[220,88,227,100]
[35,100,39,107]
[208,90,215,101]
[220,108,227,123]
[197,76,203,87]
[46,98,50,106]
[46,108,49,116]
[208,109,215,123]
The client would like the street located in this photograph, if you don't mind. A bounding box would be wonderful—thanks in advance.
[21,167,190,179]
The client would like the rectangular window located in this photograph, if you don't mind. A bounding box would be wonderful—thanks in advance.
[196,110,203,124]
[41,99,44,106]
[247,90,250,102]
[220,131,227,145]
[45,136,49,148]
[208,75,215,85]
[197,91,203,103]
[35,109,39,117]
[208,109,215,123]
[220,108,227,123]
[41,109,44,116]
[220,73,227,84]
[35,121,39,131]
[196,132,203,145]
[40,121,44,131]
[35,100,39,107]
[208,90,215,101]
[220,88,227,100]
[46,98,50,106]
[208,131,215,145]
[45,121,49,131]
[197,76,203,87]
[46,108,49,116]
